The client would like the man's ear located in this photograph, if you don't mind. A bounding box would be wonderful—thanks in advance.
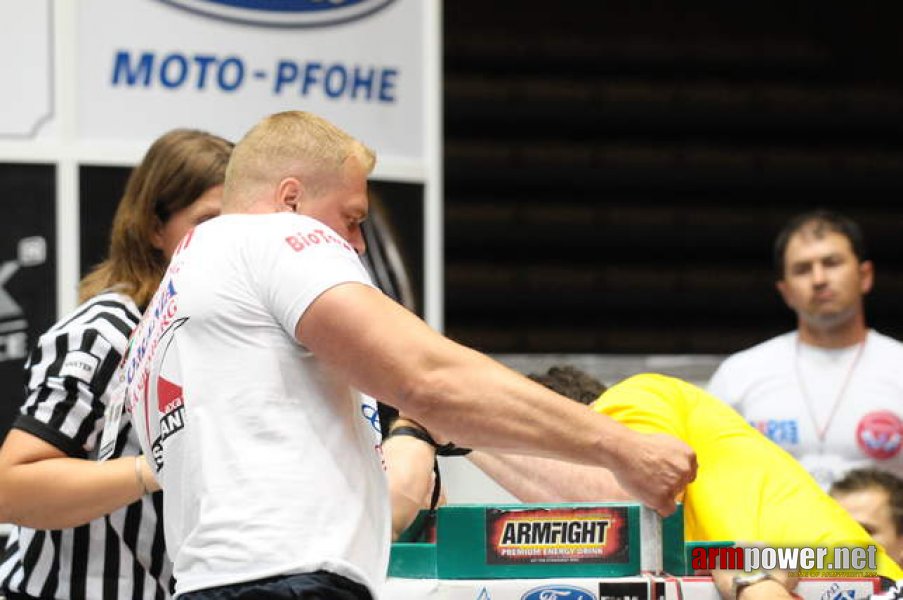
[859,260,874,295]
[276,177,303,212]
[775,279,791,307]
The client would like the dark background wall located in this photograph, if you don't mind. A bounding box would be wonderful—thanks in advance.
[80,168,425,312]
[442,0,903,354]
[4,1,903,438]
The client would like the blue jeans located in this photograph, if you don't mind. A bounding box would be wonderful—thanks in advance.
[179,571,372,600]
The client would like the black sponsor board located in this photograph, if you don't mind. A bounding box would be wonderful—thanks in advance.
[79,165,131,277]
[597,580,650,600]
[0,163,56,440]
[79,169,426,312]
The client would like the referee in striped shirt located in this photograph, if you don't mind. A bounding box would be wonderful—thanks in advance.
[0,294,169,600]
[0,129,232,600]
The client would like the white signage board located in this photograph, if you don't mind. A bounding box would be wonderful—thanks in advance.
[76,0,424,166]
[0,0,441,325]
[0,1,54,139]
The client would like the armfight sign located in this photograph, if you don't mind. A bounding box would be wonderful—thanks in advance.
[435,504,645,579]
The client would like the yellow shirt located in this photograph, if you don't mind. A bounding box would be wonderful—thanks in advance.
[590,373,903,580]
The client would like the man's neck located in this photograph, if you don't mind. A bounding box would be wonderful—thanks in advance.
[797,316,868,348]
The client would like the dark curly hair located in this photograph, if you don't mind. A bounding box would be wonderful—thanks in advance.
[527,365,607,405]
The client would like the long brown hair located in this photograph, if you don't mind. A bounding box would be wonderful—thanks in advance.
[79,129,233,307]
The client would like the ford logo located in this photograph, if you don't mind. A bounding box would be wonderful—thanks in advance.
[521,585,597,600]
[157,0,398,28]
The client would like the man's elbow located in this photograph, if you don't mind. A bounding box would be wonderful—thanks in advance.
[395,369,454,436]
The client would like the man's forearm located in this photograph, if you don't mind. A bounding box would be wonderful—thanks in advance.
[468,451,632,504]
[299,283,697,515]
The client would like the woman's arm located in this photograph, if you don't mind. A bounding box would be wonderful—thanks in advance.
[0,429,159,530]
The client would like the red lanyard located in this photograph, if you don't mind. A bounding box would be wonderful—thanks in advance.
[794,335,867,443]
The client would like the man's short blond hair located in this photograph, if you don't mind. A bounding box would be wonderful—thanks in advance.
[223,111,376,209]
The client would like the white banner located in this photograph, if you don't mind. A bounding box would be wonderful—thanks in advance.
[0,0,441,327]
[0,1,53,139]
[76,0,424,163]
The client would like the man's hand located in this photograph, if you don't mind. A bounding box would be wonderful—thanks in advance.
[610,432,697,516]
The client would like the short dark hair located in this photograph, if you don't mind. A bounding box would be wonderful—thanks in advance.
[830,468,903,536]
[527,365,607,405]
[773,210,868,279]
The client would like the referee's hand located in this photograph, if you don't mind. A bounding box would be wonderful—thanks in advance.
[137,455,161,493]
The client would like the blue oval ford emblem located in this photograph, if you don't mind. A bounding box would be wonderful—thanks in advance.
[157,0,398,28]
[521,585,597,600]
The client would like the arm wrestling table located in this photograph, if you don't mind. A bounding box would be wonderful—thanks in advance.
[383,503,884,600]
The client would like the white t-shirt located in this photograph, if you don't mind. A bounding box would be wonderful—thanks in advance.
[708,330,903,489]
[123,213,389,598]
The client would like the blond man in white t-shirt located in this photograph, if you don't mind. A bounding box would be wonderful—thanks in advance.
[123,111,697,600]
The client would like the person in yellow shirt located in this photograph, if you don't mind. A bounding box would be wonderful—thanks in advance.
[469,371,903,599]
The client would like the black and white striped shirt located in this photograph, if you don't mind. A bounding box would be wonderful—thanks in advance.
[0,292,173,600]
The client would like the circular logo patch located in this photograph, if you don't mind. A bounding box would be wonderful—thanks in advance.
[856,411,903,460]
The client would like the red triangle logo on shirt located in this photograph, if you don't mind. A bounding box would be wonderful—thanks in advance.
[157,375,183,413]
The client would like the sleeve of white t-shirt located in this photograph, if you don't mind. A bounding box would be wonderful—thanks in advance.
[252,215,374,338]
[706,359,741,408]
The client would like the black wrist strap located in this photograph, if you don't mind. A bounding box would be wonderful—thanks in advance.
[436,442,472,457]
[385,422,475,540]
[429,460,442,515]
[389,426,437,446]
[388,425,472,457]
[386,425,443,540]
[386,426,442,511]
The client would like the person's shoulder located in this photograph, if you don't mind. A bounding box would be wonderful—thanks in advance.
[52,291,139,331]
[214,212,330,239]
[229,212,317,227]
[868,330,903,353]
[192,213,301,250]
[618,372,678,388]
[607,373,693,399]
[707,332,794,398]
[717,331,794,369]
[866,329,903,359]
[596,374,695,416]
[40,291,140,348]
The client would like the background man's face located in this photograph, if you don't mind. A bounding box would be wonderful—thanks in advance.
[776,230,873,330]
[833,487,903,566]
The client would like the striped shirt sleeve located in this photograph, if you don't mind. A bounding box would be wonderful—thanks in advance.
[0,292,174,600]
[14,293,140,458]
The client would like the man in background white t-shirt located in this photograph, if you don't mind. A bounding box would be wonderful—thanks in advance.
[709,210,903,489]
[122,111,697,600]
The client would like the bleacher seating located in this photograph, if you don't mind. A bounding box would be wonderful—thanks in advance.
[442,0,903,353]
